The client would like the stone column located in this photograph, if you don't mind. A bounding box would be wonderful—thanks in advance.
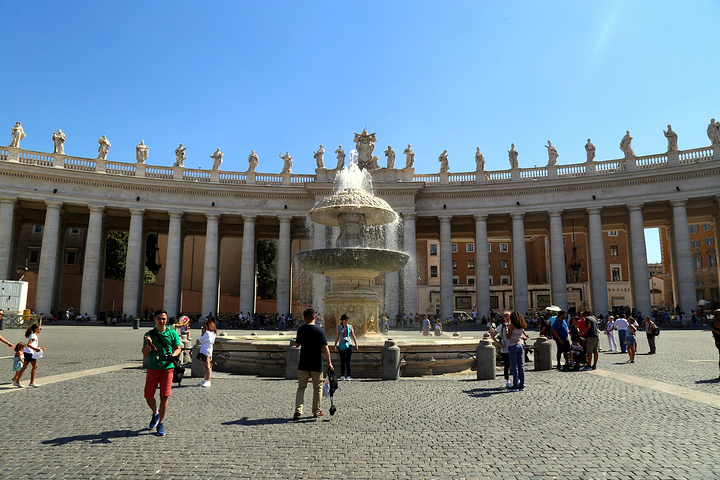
[587,207,609,317]
[474,215,491,318]
[276,216,292,315]
[439,216,454,320]
[35,201,63,315]
[201,213,220,318]
[312,223,327,315]
[163,211,184,318]
[511,213,529,315]
[548,210,568,310]
[239,215,256,315]
[715,197,720,295]
[402,213,418,316]
[384,222,400,321]
[122,208,145,317]
[627,204,651,315]
[0,198,16,280]
[671,200,696,315]
[79,205,105,321]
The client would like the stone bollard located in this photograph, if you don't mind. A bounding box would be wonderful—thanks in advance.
[181,338,193,364]
[133,317,140,329]
[190,344,205,378]
[533,335,553,371]
[476,334,496,380]
[285,340,300,379]
[381,339,401,380]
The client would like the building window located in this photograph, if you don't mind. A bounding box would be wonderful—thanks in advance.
[611,265,621,282]
[500,275,511,285]
[499,243,508,252]
[467,276,475,285]
[467,260,474,269]
[451,243,458,253]
[690,224,699,233]
[430,265,438,277]
[487,243,491,252]
[610,246,618,256]
[65,249,78,265]
[488,276,494,285]
[708,254,717,267]
[29,248,40,264]
[430,244,437,256]
[452,276,459,285]
[693,256,702,269]
[608,230,618,236]
[501,260,508,269]
[466,243,475,252]
[452,260,457,269]
[33,225,43,234]
[704,223,713,231]
[69,228,81,236]
[705,237,714,246]
[691,240,700,249]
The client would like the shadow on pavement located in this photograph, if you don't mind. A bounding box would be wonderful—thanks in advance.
[222,416,291,426]
[42,429,146,446]
[695,377,720,384]
[462,387,508,398]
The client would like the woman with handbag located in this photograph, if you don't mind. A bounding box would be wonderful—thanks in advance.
[197,319,217,387]
[334,314,359,381]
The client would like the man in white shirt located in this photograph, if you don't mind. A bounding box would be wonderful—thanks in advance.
[614,315,629,353]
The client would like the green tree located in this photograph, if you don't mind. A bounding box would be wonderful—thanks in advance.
[256,239,278,299]
[105,231,128,280]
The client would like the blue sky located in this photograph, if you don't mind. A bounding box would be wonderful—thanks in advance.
[3,1,719,261]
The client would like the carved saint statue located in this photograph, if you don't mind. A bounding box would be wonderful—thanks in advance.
[174,144,186,167]
[403,144,415,169]
[545,140,558,166]
[620,130,634,158]
[353,129,379,170]
[211,148,223,170]
[9,122,26,148]
[664,124,679,152]
[475,147,485,171]
[707,118,720,145]
[335,145,345,170]
[279,151,293,174]
[136,140,149,163]
[248,150,259,172]
[384,145,396,169]
[508,143,519,169]
[97,135,111,160]
[585,139,596,162]
[52,129,66,155]
[438,150,449,172]
[313,144,325,169]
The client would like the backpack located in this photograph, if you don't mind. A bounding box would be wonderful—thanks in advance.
[148,329,185,386]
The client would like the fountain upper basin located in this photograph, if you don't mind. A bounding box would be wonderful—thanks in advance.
[295,247,409,274]
[308,188,397,226]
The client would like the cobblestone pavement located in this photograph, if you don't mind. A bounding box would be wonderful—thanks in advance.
[0,325,718,479]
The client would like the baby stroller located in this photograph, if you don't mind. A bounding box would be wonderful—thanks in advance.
[565,336,587,371]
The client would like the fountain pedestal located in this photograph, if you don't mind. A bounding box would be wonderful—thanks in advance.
[323,268,382,336]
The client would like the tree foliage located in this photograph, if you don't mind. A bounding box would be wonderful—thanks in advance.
[256,239,278,299]
[105,231,128,280]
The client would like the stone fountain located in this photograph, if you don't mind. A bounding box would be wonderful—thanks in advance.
[295,160,409,336]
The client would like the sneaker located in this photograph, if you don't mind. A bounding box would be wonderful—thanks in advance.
[198,380,206,386]
[313,411,325,418]
[508,387,519,392]
[293,412,301,422]
[12,382,23,388]
[149,412,160,429]
[582,365,592,370]
[28,383,40,387]
[201,381,211,387]
[591,366,597,370]
[630,360,635,363]
[506,380,512,388]
[346,376,351,381]
[339,376,345,381]
[519,386,525,391]
[156,422,165,436]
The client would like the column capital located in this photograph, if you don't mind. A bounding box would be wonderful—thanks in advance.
[168,210,184,220]
[670,199,688,208]
[586,207,603,216]
[402,212,417,221]
[242,214,257,222]
[87,205,105,214]
[510,212,525,221]
[45,200,63,210]
[0,197,16,206]
[438,215,452,224]
[278,215,293,224]
[206,213,221,222]
[473,214,488,222]
[129,207,145,216]
[547,210,563,219]
[627,203,644,212]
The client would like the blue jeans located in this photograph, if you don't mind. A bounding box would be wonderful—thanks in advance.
[618,330,627,353]
[507,344,524,388]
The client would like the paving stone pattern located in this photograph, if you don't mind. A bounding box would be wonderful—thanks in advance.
[0,325,718,479]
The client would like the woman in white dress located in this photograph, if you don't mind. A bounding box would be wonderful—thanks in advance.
[198,320,217,387]
[605,316,617,352]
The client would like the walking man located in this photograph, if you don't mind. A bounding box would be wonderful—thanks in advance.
[614,315,629,353]
[142,309,181,436]
[294,308,334,421]
[582,315,600,370]
[645,315,658,354]
[551,310,571,369]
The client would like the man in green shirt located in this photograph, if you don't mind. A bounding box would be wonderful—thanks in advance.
[142,309,181,436]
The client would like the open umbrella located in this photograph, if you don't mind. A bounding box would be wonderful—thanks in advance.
[697,299,711,306]
[546,305,561,312]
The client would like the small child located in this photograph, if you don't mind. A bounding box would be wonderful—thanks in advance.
[12,342,25,387]
[176,315,191,340]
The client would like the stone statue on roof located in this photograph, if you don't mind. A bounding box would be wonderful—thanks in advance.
[280,151,293,174]
[545,141,558,166]
[353,129,379,170]
[620,130,634,158]
[98,135,111,160]
[9,122,26,148]
[211,148,223,170]
[508,143,519,169]
[248,150,258,172]
[335,145,345,170]
[585,139,595,162]
[52,129,66,155]
[384,146,396,169]
[136,140,149,163]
